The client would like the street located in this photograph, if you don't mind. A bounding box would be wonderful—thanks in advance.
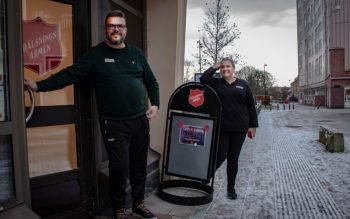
[147,104,350,219]
[97,105,350,218]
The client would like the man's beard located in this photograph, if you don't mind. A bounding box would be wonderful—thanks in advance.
[107,31,125,45]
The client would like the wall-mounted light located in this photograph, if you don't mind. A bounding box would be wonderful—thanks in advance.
[335,0,341,11]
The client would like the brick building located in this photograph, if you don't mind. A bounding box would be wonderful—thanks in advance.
[289,76,300,100]
[297,0,350,108]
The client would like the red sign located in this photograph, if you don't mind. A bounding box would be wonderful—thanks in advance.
[188,89,205,107]
[23,17,62,76]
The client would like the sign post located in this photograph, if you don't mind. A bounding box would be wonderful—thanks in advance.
[158,82,222,205]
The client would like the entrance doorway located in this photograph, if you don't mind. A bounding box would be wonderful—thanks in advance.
[22,0,94,218]
[345,86,350,108]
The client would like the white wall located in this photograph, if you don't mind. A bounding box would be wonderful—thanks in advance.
[146,0,187,153]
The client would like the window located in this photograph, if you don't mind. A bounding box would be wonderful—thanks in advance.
[0,136,14,203]
[0,0,15,208]
[0,0,9,122]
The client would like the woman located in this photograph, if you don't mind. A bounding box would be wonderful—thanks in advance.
[200,58,258,200]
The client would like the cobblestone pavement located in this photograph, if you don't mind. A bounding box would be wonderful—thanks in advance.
[98,105,350,219]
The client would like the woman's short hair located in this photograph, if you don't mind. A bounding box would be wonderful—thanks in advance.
[220,57,235,69]
[105,10,126,26]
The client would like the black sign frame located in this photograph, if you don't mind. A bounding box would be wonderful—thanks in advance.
[158,82,222,206]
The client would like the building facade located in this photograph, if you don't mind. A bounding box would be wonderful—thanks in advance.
[0,0,187,218]
[297,0,350,108]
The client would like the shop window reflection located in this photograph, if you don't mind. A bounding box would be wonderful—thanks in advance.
[0,0,10,121]
[0,135,14,202]
[27,124,77,177]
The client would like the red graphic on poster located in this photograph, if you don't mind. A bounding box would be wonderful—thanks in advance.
[188,89,205,108]
[204,125,210,132]
[23,17,62,76]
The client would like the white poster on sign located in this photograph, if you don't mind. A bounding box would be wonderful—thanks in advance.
[167,114,214,181]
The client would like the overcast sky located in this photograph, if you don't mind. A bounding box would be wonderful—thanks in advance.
[185,0,298,86]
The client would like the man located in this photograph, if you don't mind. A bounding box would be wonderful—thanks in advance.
[25,10,159,219]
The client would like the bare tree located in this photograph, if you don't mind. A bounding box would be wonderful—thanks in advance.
[183,59,194,83]
[200,0,241,66]
[236,66,255,81]
[236,66,276,96]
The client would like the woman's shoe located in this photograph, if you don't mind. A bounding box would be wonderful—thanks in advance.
[227,189,237,200]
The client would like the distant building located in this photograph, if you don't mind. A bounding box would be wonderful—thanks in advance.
[297,0,350,108]
[289,76,300,100]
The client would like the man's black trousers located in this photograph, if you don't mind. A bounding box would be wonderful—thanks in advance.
[100,115,150,209]
[216,132,246,191]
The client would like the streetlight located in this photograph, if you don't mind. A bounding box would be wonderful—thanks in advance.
[197,29,203,73]
[263,64,267,106]
[197,40,203,73]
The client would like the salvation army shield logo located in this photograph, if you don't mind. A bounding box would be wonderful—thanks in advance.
[23,17,62,76]
[188,89,205,108]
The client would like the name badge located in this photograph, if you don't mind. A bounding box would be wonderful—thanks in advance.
[236,85,244,89]
[104,58,115,63]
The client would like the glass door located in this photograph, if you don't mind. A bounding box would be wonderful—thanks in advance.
[1,0,30,213]
[23,0,76,179]
[22,0,95,218]
[0,0,15,208]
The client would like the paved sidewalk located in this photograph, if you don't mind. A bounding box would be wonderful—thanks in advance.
[98,105,350,218]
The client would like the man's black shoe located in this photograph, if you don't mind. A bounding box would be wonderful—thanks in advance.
[227,189,237,200]
[113,208,127,219]
[132,200,157,219]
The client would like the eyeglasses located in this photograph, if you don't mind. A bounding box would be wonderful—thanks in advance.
[106,24,126,30]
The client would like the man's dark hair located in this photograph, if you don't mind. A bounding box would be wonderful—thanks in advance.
[105,10,126,26]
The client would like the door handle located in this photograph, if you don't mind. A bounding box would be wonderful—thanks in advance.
[26,88,35,123]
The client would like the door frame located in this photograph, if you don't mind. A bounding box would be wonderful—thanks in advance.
[5,0,31,208]
[25,0,96,217]
[4,0,96,217]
